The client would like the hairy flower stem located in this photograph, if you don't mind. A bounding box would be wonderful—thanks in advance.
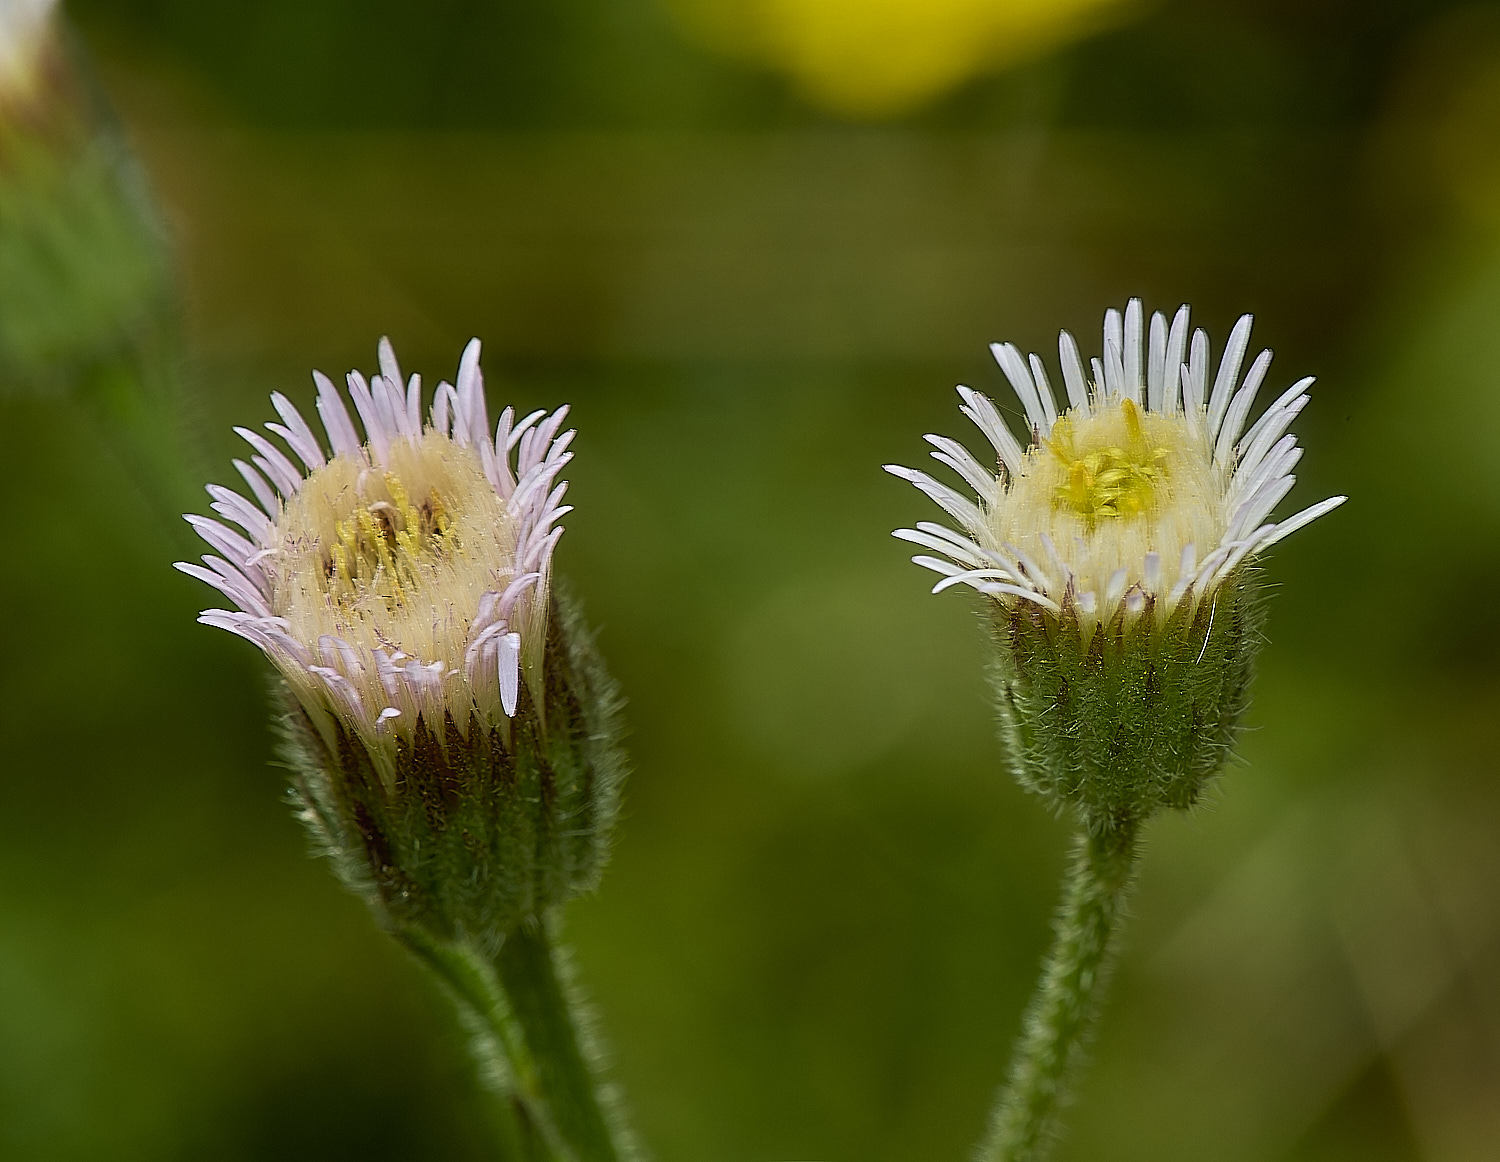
[398,929,568,1161]
[979,820,1141,1162]
[495,923,623,1162]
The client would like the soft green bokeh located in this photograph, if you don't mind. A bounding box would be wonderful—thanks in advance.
[3,1,1499,1159]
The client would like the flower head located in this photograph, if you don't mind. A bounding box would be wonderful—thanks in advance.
[0,0,56,109]
[887,299,1345,626]
[179,339,622,945]
[667,0,1133,119]
[181,338,569,765]
[887,301,1345,827]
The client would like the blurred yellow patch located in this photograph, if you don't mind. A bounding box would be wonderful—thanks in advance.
[668,0,1141,117]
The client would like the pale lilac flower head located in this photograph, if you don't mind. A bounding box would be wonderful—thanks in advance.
[178,338,573,773]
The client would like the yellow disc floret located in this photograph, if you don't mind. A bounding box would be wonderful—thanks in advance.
[271,430,521,666]
[328,470,456,609]
[988,396,1226,602]
[1045,399,1169,528]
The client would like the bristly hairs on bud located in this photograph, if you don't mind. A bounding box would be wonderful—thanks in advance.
[988,569,1266,835]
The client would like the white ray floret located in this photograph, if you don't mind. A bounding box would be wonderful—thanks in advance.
[178,338,574,769]
[886,300,1345,625]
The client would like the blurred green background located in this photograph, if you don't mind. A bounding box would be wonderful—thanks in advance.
[3,0,1500,1158]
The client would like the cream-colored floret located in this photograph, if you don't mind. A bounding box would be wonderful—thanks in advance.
[988,399,1224,600]
[272,431,520,667]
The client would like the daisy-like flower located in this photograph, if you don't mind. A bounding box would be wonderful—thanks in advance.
[887,299,1344,625]
[890,303,1349,1162]
[180,338,569,762]
[886,300,1345,824]
[178,339,622,947]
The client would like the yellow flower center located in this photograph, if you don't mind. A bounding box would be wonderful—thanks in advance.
[985,396,1225,604]
[271,431,520,664]
[1044,399,1169,528]
[328,472,457,610]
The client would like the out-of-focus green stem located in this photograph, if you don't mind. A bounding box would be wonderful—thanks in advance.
[78,342,202,518]
[978,821,1141,1162]
[1,21,202,540]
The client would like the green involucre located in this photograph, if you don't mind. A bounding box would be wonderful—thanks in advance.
[989,571,1265,832]
[280,585,626,953]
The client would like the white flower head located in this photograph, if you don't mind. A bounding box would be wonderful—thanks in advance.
[0,0,56,105]
[887,299,1346,626]
[178,338,574,773]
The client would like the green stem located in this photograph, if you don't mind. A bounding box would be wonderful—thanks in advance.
[398,928,568,1162]
[978,821,1141,1162]
[494,922,622,1162]
[79,350,204,537]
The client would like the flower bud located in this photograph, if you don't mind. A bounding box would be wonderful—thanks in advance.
[179,339,624,949]
[888,301,1343,831]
